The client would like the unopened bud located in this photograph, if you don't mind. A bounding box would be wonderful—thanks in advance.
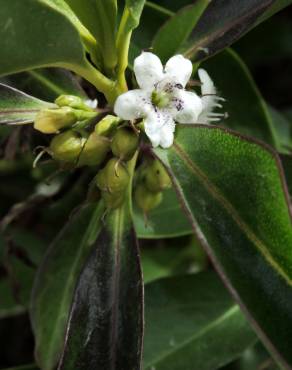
[78,132,110,166]
[34,107,78,134]
[135,184,162,213]
[55,95,97,112]
[111,127,139,161]
[49,130,84,162]
[96,158,130,209]
[145,159,171,192]
[95,115,121,137]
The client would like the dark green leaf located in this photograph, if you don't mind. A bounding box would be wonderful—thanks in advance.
[176,0,276,61]
[269,107,292,153]
[152,1,210,63]
[0,0,95,81]
[154,125,292,368]
[31,202,104,370]
[144,272,256,370]
[202,49,277,147]
[58,205,143,370]
[134,188,192,239]
[1,68,87,102]
[0,83,53,125]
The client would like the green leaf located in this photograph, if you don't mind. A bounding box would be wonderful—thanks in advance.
[143,272,256,370]
[269,106,292,154]
[58,205,144,370]
[31,202,104,370]
[134,188,192,239]
[0,0,107,93]
[1,365,39,370]
[1,68,87,102]
[154,125,292,368]
[179,0,277,61]
[202,49,277,147]
[0,83,53,125]
[258,0,292,23]
[152,1,210,63]
[64,0,117,69]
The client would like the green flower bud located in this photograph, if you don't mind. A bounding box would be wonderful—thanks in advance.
[96,158,130,209]
[55,95,96,112]
[145,159,171,192]
[95,115,121,137]
[34,107,78,134]
[49,130,85,162]
[78,132,110,166]
[135,184,163,213]
[111,127,139,161]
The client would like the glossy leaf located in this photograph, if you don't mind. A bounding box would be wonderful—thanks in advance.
[58,206,144,370]
[144,272,256,370]
[63,0,117,68]
[0,83,53,125]
[152,1,209,63]
[134,188,192,239]
[31,202,104,370]
[0,0,96,83]
[154,125,292,368]
[202,49,277,147]
[1,68,87,102]
[168,0,275,61]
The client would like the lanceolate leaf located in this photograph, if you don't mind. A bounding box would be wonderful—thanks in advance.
[202,49,277,147]
[154,125,292,368]
[144,272,256,370]
[31,202,104,370]
[1,68,87,102]
[0,0,97,85]
[152,1,210,63]
[179,0,276,61]
[0,83,53,125]
[58,206,144,370]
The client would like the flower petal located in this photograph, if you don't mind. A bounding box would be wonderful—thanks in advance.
[174,90,203,123]
[165,55,193,87]
[134,52,164,90]
[114,89,151,120]
[144,110,175,148]
[198,68,225,124]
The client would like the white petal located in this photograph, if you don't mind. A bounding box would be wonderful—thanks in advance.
[144,110,175,148]
[159,120,175,148]
[165,55,193,87]
[174,90,203,123]
[85,99,98,109]
[198,68,217,110]
[134,52,164,90]
[114,89,150,120]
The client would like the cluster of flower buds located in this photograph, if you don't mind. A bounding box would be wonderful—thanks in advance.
[134,159,171,214]
[95,126,139,209]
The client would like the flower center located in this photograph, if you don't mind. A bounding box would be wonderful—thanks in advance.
[151,90,170,109]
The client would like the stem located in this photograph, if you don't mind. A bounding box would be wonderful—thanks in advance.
[145,1,174,17]
[116,8,132,94]
[68,62,116,105]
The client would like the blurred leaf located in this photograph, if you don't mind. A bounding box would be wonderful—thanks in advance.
[134,188,192,239]
[269,107,292,154]
[280,154,292,196]
[223,342,280,370]
[152,1,209,63]
[202,49,277,147]
[143,272,256,370]
[154,125,292,368]
[259,0,292,23]
[0,83,53,125]
[0,0,95,81]
[58,205,143,370]
[31,202,104,370]
[1,365,39,370]
[1,68,87,102]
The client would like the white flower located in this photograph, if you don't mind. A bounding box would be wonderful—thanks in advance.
[114,52,224,148]
[85,99,98,109]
